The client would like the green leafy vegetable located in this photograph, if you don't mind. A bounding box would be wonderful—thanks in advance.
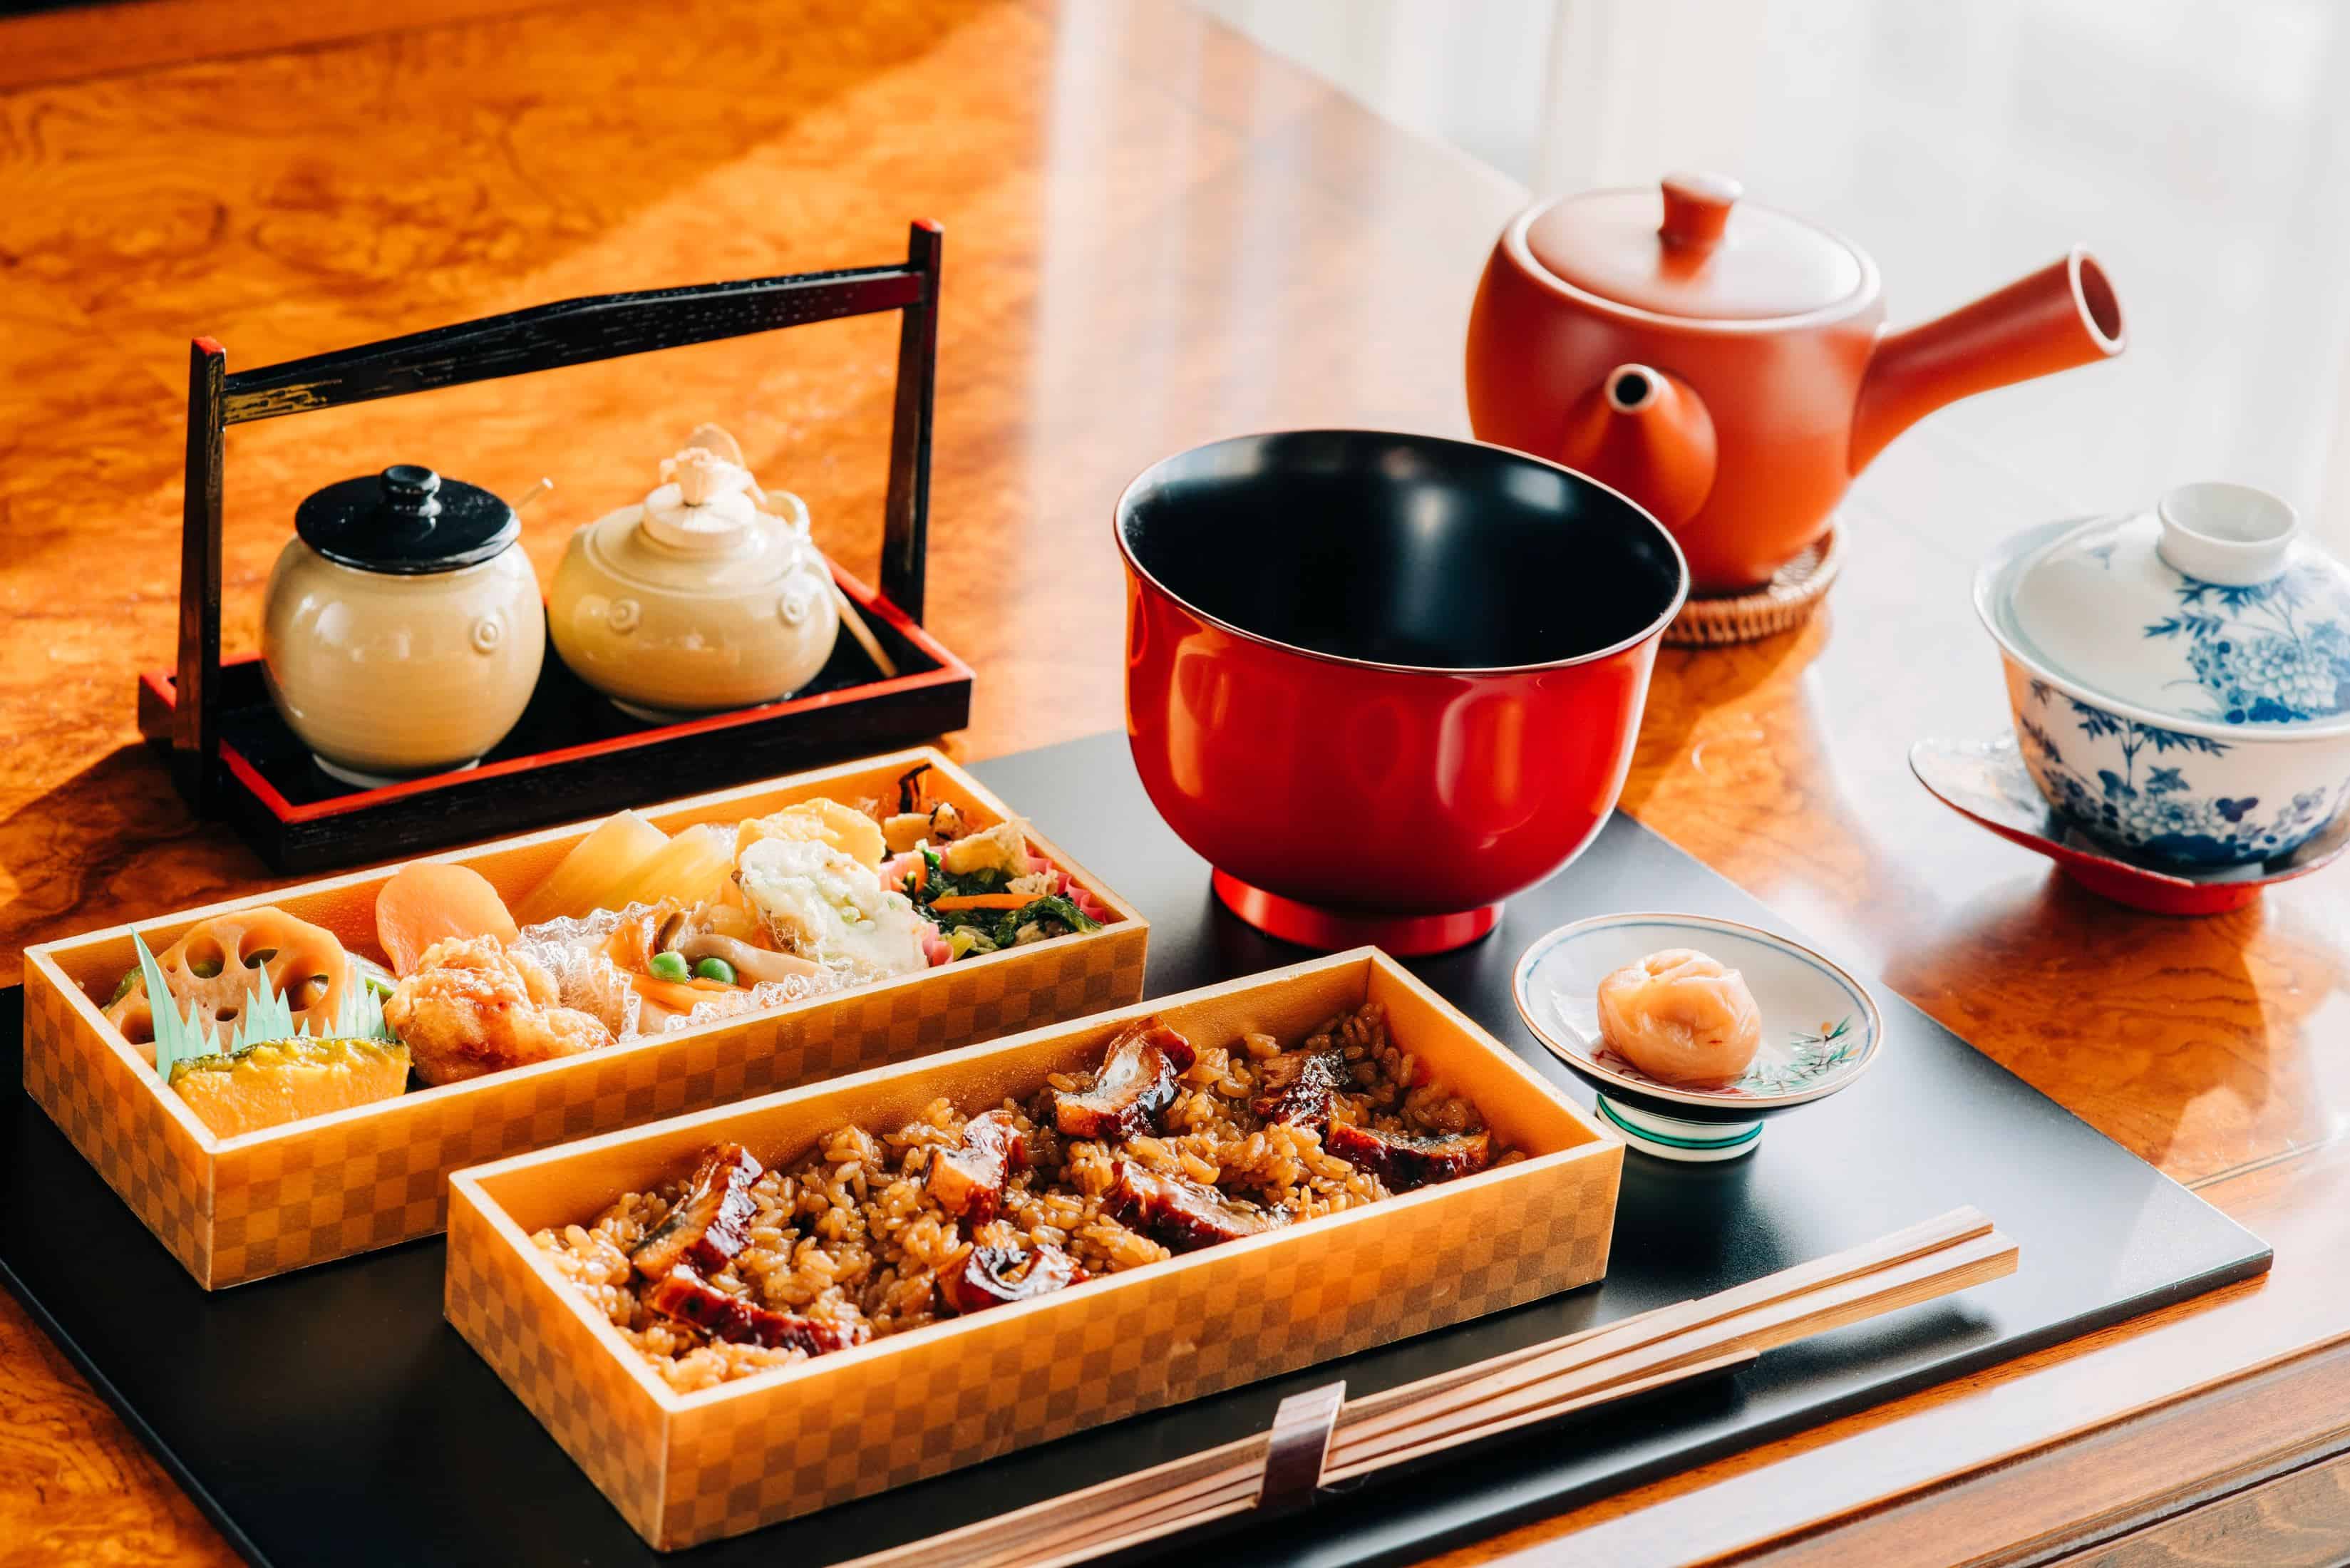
[945,927,995,960]
[987,894,1098,948]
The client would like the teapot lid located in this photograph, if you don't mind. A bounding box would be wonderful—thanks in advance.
[1981,482,2350,735]
[1522,172,1870,322]
[295,464,518,575]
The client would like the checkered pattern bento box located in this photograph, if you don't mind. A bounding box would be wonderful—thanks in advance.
[445,949,1621,1551]
[21,748,1147,1291]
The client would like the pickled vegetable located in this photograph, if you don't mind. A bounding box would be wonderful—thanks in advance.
[607,822,735,912]
[512,810,670,925]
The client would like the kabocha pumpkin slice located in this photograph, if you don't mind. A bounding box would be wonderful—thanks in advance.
[376,862,520,976]
[168,1038,411,1138]
[105,907,352,1066]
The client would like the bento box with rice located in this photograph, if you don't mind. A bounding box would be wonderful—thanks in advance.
[444,949,1621,1550]
[21,747,1146,1289]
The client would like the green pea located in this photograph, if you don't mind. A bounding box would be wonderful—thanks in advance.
[649,951,691,983]
[107,969,138,1006]
[693,956,736,986]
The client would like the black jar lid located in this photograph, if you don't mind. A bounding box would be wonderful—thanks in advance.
[294,464,520,575]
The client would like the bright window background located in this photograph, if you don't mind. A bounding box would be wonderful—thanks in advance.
[1195,0,2350,551]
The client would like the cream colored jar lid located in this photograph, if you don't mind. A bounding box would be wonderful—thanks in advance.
[582,447,818,594]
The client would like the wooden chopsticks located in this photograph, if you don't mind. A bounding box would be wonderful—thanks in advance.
[838,1207,2016,1568]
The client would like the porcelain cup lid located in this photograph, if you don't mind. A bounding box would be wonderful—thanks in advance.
[1984,481,2350,735]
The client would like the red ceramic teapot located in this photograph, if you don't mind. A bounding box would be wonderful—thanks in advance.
[1465,172,2125,595]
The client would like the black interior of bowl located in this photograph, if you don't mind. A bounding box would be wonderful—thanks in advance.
[1117,431,1685,669]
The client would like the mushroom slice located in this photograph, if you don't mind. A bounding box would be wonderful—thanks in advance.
[1325,1123,1492,1191]
[924,1109,1029,1222]
[631,1143,763,1279]
[938,1242,1088,1315]
[1251,1048,1349,1131]
[1106,1162,1287,1253]
[1054,1019,1197,1141]
[644,1266,862,1355]
[673,931,823,987]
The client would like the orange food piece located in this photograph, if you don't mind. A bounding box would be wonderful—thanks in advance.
[625,971,736,1013]
[169,1038,411,1138]
[375,862,520,977]
[929,892,1032,912]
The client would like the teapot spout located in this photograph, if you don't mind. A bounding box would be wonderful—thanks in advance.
[1557,364,1718,531]
[1850,247,2124,475]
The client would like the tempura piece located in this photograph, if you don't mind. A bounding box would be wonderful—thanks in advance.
[383,935,613,1086]
[734,837,932,982]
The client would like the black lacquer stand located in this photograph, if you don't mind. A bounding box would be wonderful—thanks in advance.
[150,222,970,871]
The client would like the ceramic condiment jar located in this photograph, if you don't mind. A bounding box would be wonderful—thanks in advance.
[1465,172,2128,595]
[263,465,545,787]
[547,435,839,719]
[1975,481,2350,867]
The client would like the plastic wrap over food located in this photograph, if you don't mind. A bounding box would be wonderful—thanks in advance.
[515,904,846,1040]
[663,971,844,1033]
[512,909,646,1038]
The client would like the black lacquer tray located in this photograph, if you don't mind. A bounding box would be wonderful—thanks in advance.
[1,733,2268,1566]
[154,222,970,873]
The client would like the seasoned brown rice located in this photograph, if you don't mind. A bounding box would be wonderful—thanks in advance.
[534,1001,1517,1392]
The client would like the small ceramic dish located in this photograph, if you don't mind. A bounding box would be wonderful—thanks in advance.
[1513,912,1883,1162]
[1911,733,2350,914]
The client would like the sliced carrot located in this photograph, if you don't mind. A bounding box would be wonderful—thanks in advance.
[929,892,1032,912]
[625,972,736,1012]
[376,862,519,976]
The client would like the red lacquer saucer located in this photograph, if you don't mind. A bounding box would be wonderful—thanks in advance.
[1910,735,2350,914]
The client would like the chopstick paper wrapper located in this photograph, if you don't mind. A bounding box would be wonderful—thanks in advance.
[842,1206,2017,1568]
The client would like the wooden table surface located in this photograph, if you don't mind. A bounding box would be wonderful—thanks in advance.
[4,1,2347,1563]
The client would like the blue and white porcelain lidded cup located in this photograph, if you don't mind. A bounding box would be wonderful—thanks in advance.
[1975,482,2350,868]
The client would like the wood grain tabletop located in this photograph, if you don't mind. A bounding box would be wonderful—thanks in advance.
[1,1,2345,1564]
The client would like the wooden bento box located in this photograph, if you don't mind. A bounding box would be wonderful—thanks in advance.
[445,950,1622,1551]
[21,748,1146,1290]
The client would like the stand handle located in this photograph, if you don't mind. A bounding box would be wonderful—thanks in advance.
[171,222,943,812]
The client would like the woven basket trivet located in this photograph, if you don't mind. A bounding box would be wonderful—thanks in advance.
[1665,527,1843,646]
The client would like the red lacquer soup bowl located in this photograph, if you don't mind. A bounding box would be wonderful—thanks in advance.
[1116,430,1688,954]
